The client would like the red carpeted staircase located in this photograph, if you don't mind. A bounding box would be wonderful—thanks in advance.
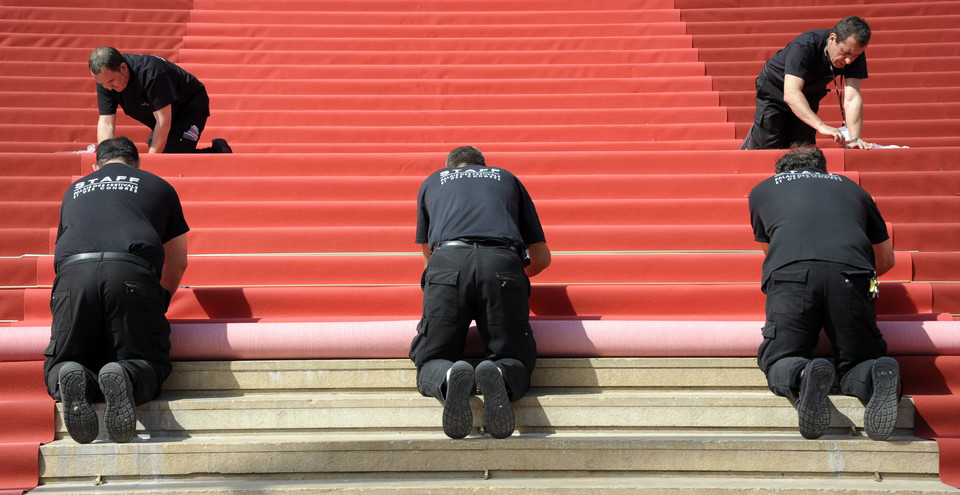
[1,0,959,492]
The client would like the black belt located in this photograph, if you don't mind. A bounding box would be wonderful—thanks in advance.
[56,252,155,275]
[433,240,521,254]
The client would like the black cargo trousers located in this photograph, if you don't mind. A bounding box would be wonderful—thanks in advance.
[410,243,537,402]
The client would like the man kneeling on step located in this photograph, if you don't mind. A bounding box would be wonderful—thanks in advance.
[43,137,189,443]
[409,146,551,439]
[748,146,900,440]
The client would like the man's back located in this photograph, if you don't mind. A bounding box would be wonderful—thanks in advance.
[55,162,187,275]
[748,168,888,285]
[416,165,544,249]
[96,54,207,127]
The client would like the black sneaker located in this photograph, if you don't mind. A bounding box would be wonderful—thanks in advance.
[442,360,474,439]
[864,357,900,441]
[797,358,834,439]
[211,138,232,153]
[58,362,99,444]
[98,363,137,443]
[476,360,514,439]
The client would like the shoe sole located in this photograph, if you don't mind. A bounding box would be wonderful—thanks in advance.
[864,357,900,441]
[442,361,474,439]
[58,365,99,444]
[798,359,834,440]
[476,361,514,439]
[99,363,137,443]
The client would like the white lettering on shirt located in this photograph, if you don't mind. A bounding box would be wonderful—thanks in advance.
[73,176,140,199]
[439,168,501,185]
[774,170,844,185]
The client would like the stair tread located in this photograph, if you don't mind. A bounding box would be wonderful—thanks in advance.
[26,475,960,494]
[40,430,939,453]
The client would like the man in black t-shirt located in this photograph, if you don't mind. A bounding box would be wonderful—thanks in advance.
[89,46,231,154]
[410,146,551,439]
[742,17,874,150]
[748,147,899,441]
[44,137,189,444]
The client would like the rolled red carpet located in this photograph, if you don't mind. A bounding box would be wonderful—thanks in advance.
[0,360,54,493]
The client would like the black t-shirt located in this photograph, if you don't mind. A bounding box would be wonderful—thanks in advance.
[96,54,209,128]
[55,162,189,275]
[760,29,868,99]
[748,167,888,286]
[416,166,546,248]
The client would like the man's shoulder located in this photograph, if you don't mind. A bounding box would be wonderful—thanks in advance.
[781,29,829,60]
[750,169,854,193]
[125,53,179,79]
[792,29,830,45]
[101,163,175,186]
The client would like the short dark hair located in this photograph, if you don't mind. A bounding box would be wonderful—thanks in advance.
[445,146,485,168]
[89,46,125,74]
[832,16,871,46]
[774,146,827,174]
[96,137,140,168]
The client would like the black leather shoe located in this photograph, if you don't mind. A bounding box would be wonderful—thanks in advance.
[211,138,232,153]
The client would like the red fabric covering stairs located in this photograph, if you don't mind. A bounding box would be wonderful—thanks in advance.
[2,0,960,491]
[676,0,960,487]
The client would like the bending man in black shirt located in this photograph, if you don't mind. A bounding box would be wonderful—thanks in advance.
[89,46,231,154]
[748,147,899,440]
[410,146,551,439]
[742,17,874,150]
[44,137,189,443]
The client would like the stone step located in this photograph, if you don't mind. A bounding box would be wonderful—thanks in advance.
[162,358,772,393]
[38,357,945,492]
[28,476,960,494]
[53,391,916,438]
[51,357,917,439]
[37,432,941,482]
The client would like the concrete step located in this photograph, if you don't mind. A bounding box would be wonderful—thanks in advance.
[36,358,949,492]
[37,432,941,483]
[28,476,960,494]
[49,358,916,438]
[161,358,773,393]
[52,390,917,438]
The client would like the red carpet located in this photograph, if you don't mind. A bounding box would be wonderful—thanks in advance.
[0,361,53,494]
[900,356,960,487]
[2,0,960,490]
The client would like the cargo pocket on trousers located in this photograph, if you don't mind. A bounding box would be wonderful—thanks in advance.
[409,318,428,366]
[125,281,166,313]
[45,290,72,357]
[423,269,459,318]
[840,269,877,322]
[761,321,776,339]
[496,272,529,323]
[767,269,807,315]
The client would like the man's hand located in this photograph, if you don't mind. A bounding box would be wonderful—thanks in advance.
[844,139,874,150]
[525,242,551,277]
[815,123,847,145]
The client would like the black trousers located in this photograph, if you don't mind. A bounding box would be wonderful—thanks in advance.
[148,89,213,153]
[43,257,172,405]
[757,260,888,402]
[742,73,824,150]
[410,243,537,402]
